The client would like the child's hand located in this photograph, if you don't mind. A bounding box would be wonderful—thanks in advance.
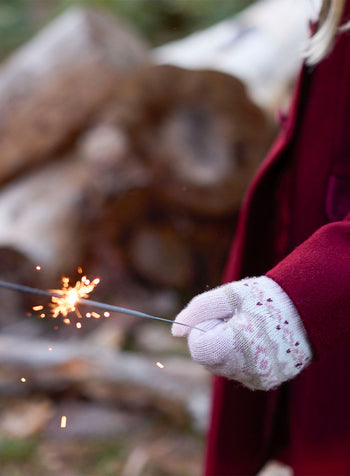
[172,276,312,390]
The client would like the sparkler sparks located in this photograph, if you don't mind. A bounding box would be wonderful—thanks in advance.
[50,276,100,318]
[60,416,67,428]
[32,305,44,311]
[156,362,165,369]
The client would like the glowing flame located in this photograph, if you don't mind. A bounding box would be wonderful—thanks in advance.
[50,276,100,319]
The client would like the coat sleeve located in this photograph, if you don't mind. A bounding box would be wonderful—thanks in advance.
[266,213,350,360]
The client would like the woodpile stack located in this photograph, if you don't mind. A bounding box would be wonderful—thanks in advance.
[0,6,149,181]
[0,6,276,316]
[0,3,285,439]
[154,0,316,115]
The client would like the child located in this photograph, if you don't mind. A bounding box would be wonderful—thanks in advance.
[172,1,350,474]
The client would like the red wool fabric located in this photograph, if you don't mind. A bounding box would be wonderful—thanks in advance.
[204,4,350,475]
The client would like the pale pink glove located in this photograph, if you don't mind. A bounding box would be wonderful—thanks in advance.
[172,276,312,390]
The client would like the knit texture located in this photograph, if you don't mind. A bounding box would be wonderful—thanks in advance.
[172,276,312,390]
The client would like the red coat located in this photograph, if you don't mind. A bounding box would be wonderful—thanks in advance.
[205,6,350,476]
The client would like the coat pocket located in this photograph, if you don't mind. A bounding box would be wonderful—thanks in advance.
[326,175,350,221]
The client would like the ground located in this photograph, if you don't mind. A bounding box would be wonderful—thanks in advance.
[0,420,203,476]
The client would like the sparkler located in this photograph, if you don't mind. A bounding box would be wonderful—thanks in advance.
[0,279,204,332]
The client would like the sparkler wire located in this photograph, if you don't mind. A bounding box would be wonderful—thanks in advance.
[0,280,204,332]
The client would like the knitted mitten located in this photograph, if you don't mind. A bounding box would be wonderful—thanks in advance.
[172,276,312,390]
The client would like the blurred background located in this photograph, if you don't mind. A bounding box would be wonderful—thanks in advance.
[0,1,317,474]
[0,0,255,58]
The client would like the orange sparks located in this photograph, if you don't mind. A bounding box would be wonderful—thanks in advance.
[77,266,83,274]
[20,377,26,383]
[50,276,100,318]
[31,274,112,329]
[156,362,165,369]
[60,416,67,428]
[32,305,44,311]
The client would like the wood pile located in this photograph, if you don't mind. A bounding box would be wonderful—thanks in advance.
[154,0,317,115]
[0,4,282,440]
[0,6,276,314]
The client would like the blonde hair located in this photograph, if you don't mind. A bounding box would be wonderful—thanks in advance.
[305,0,350,65]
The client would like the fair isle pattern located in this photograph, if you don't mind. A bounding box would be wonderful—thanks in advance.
[249,279,309,368]
[223,276,312,390]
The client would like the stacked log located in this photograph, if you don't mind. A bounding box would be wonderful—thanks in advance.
[153,0,316,115]
[0,6,150,182]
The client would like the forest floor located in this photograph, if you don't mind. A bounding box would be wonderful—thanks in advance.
[0,416,204,476]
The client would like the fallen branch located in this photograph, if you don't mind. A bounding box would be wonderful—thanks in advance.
[0,335,210,432]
